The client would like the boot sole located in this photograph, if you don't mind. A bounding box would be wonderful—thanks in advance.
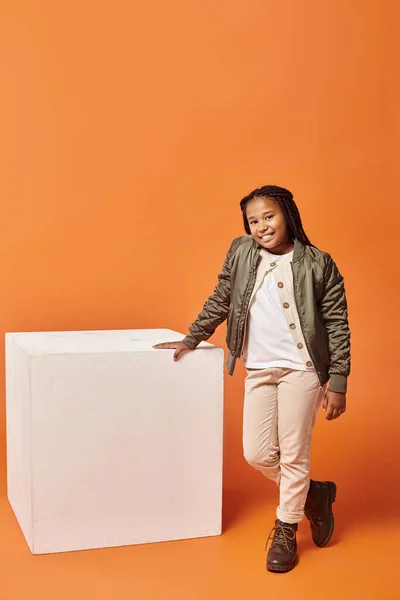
[315,481,337,547]
[266,559,297,573]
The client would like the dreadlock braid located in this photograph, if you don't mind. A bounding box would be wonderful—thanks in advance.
[239,185,312,245]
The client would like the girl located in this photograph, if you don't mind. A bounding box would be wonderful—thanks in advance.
[153,185,350,573]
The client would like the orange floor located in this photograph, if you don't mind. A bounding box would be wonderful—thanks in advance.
[0,482,398,600]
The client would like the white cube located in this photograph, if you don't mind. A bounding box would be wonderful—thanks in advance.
[5,329,224,554]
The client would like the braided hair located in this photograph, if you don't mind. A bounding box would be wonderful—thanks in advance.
[239,185,312,245]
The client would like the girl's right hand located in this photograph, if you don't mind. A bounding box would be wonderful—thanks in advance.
[152,341,191,362]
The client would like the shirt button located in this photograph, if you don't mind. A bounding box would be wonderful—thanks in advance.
[270,262,276,267]
[297,342,303,349]
[278,282,284,288]
[289,323,296,329]
[283,302,289,309]
[306,361,313,367]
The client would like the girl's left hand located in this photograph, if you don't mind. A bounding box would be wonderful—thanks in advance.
[322,391,346,420]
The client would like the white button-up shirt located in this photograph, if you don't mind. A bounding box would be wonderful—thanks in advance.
[242,248,315,371]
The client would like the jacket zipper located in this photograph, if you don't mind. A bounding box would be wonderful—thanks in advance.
[234,261,257,358]
[290,262,323,386]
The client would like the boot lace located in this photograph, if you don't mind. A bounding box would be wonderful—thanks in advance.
[265,522,296,552]
[305,507,320,521]
[305,502,321,522]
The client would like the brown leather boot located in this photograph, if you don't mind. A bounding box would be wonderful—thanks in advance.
[304,479,337,547]
[266,520,298,573]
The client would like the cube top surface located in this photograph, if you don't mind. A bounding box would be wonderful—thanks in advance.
[6,329,215,355]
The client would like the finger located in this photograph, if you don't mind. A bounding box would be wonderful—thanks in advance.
[153,342,177,349]
[334,407,342,420]
[173,348,181,361]
[330,408,339,420]
[322,394,328,411]
[325,404,334,420]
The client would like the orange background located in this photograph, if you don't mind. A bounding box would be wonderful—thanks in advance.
[0,1,399,598]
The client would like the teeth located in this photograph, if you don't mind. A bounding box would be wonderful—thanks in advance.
[261,235,272,239]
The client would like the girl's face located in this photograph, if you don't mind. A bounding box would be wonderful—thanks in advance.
[245,196,294,255]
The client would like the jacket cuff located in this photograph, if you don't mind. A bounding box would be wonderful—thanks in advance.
[328,374,348,394]
[182,334,200,350]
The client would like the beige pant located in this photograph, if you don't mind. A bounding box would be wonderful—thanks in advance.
[243,367,325,524]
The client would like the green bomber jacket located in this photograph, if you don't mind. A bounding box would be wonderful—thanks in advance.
[182,236,351,394]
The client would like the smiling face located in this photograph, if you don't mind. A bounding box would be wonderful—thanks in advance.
[245,196,294,255]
